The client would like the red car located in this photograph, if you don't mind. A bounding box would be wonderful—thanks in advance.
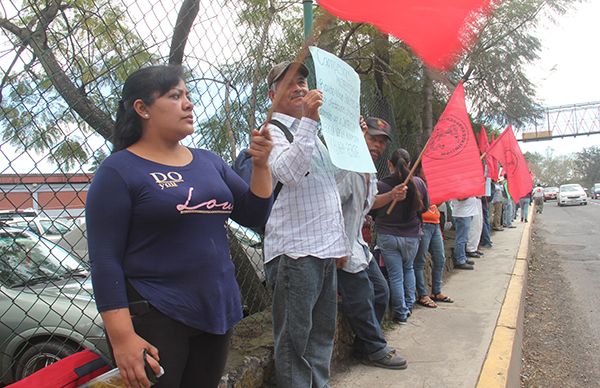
[543,187,558,201]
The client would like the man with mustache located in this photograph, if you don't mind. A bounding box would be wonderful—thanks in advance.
[336,117,408,369]
[263,61,351,388]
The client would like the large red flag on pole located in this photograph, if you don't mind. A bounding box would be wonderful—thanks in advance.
[487,125,533,200]
[316,0,494,70]
[422,82,486,204]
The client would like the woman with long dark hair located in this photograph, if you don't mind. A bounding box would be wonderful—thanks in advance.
[86,65,273,387]
[373,148,428,324]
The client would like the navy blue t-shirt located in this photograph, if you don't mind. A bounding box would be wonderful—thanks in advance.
[86,148,272,334]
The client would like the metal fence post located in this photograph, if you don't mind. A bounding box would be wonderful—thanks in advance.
[303,0,313,39]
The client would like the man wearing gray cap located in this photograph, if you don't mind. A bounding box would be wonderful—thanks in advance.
[337,116,408,370]
[263,60,350,388]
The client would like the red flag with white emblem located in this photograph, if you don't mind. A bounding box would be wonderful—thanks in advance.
[487,125,533,200]
[422,82,486,203]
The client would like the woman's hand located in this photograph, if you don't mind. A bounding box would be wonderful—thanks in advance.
[391,184,408,201]
[248,125,273,169]
[248,125,273,198]
[112,333,161,388]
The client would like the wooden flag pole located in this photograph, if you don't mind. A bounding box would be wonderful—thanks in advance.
[386,136,433,215]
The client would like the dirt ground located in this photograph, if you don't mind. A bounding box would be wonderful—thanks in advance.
[520,228,600,387]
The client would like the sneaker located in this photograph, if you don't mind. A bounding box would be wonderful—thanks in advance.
[369,351,408,370]
[480,243,493,249]
[393,315,408,325]
[466,251,481,258]
[454,263,474,270]
[466,259,475,265]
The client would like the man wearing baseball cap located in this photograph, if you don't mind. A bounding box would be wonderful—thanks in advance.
[337,116,409,370]
[263,60,351,388]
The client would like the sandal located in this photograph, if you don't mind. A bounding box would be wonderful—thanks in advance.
[417,296,437,308]
[431,293,454,303]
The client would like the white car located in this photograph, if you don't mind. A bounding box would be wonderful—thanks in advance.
[557,184,588,206]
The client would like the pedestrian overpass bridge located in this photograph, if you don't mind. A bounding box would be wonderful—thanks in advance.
[519,100,600,142]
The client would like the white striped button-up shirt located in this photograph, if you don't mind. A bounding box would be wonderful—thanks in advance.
[263,112,350,263]
[337,172,378,273]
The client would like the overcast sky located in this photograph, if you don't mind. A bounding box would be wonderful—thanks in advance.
[519,0,600,156]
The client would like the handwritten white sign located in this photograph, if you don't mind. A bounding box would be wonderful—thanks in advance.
[309,46,376,173]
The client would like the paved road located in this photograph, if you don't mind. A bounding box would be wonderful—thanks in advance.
[537,198,600,344]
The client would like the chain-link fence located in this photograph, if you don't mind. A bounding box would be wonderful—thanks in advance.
[0,0,426,383]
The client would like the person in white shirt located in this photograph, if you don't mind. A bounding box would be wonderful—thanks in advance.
[532,186,544,213]
[263,61,350,388]
[451,197,478,269]
[466,196,484,258]
[337,117,407,369]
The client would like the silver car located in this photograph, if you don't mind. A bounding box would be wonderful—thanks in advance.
[4,217,74,243]
[0,227,107,384]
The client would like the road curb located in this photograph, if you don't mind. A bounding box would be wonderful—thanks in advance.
[476,205,533,388]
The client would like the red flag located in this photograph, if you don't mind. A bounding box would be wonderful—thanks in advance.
[478,126,489,154]
[487,132,499,180]
[316,0,494,70]
[478,126,497,179]
[422,82,486,203]
[487,125,533,200]
[487,154,499,181]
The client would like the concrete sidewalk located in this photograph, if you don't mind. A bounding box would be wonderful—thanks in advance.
[330,218,530,388]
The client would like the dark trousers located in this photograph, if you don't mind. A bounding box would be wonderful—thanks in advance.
[480,198,492,245]
[110,285,232,388]
[337,260,390,360]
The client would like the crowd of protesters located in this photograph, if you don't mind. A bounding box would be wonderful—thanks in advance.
[86,61,534,388]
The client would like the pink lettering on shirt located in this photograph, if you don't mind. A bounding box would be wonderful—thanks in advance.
[176,187,233,214]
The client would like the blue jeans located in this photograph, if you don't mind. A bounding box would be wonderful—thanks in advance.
[480,198,493,246]
[519,198,530,220]
[414,223,446,297]
[502,201,513,226]
[377,234,419,319]
[266,255,337,388]
[337,260,390,360]
[453,216,472,265]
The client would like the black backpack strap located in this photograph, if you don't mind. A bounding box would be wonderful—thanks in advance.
[264,119,294,200]
[270,119,294,143]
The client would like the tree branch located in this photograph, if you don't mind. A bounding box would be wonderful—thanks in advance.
[1,3,114,140]
[0,44,26,104]
[338,22,363,59]
[169,0,200,65]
